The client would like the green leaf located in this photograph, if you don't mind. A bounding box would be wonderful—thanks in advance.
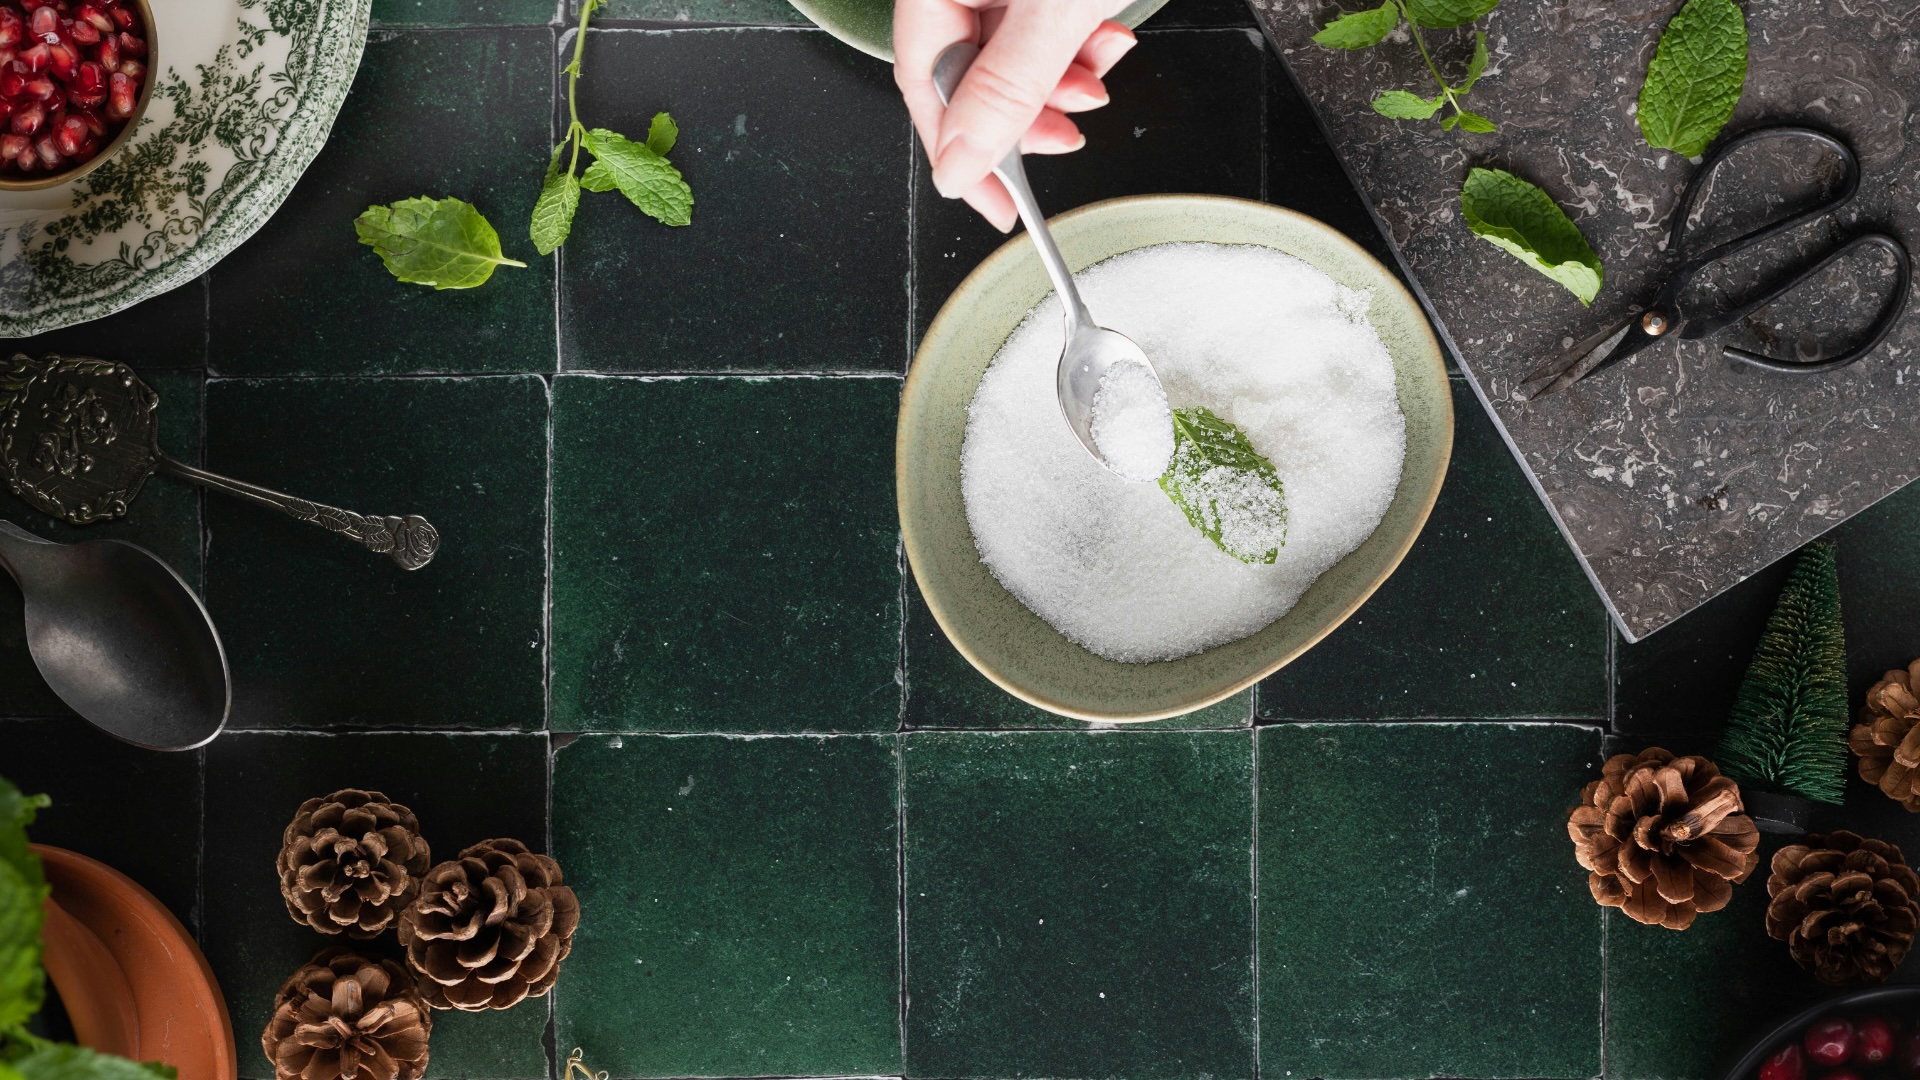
[354,197,528,290]
[1371,89,1444,119]
[1637,0,1747,157]
[1454,108,1497,132]
[645,112,678,155]
[1405,0,1497,29]
[530,149,580,257]
[1157,407,1289,565]
[578,161,616,193]
[10,1043,177,1080]
[1439,113,1459,130]
[1312,1,1400,48]
[1459,167,1604,305]
[0,778,48,1033]
[1459,30,1489,92]
[582,129,694,226]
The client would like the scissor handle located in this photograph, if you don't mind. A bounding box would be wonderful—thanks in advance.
[1668,125,1860,280]
[1711,232,1913,374]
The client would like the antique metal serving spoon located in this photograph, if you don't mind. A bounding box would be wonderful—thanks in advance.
[0,355,439,568]
[931,43,1168,472]
[0,519,228,750]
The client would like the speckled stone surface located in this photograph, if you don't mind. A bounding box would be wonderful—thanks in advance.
[1254,0,1920,640]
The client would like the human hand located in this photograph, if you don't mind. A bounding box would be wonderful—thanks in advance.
[894,0,1136,232]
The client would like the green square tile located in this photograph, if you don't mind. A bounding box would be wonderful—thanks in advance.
[552,733,901,1076]
[208,29,555,375]
[592,0,807,22]
[550,376,900,731]
[0,717,201,931]
[1258,722,1602,1080]
[903,576,1250,729]
[559,29,907,372]
[903,731,1254,1079]
[204,376,547,729]
[13,276,207,370]
[200,731,551,1080]
[0,372,201,717]
[373,0,557,26]
[1259,379,1609,720]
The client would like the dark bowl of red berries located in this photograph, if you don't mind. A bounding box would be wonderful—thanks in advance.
[0,0,152,189]
[1733,988,1920,1080]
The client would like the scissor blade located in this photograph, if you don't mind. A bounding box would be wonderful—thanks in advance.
[1518,318,1637,400]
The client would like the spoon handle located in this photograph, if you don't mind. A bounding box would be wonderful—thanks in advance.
[930,43,1095,338]
[154,455,440,570]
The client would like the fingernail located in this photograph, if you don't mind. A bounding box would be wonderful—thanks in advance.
[1093,32,1136,73]
[933,134,992,198]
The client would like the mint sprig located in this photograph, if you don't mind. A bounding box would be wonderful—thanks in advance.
[1460,167,1604,305]
[1314,0,1497,133]
[1637,0,1747,158]
[533,0,693,256]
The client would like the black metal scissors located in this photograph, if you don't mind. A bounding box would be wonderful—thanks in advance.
[1519,125,1913,399]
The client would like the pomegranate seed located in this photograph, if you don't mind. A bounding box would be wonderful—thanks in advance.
[23,75,52,99]
[19,42,46,71]
[14,147,34,170]
[1762,1044,1808,1080]
[0,9,20,48]
[92,31,112,69]
[1858,1018,1898,1067]
[10,98,41,134]
[0,68,24,96]
[67,59,100,103]
[0,133,27,160]
[32,133,56,165]
[44,41,72,79]
[17,0,53,10]
[108,4,129,28]
[103,68,128,117]
[0,48,13,67]
[72,104,99,135]
[51,113,80,154]
[1807,1020,1856,1068]
[74,4,108,32]
[114,58,137,80]
[116,32,140,57]
[27,6,52,39]
[66,18,93,44]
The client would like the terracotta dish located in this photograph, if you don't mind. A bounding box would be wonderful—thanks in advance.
[32,844,238,1080]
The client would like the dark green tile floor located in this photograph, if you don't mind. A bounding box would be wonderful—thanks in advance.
[5,1,1920,1079]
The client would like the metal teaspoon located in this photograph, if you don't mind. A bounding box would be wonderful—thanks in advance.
[0,354,440,569]
[930,42,1168,473]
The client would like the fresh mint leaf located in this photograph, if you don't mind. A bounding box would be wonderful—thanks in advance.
[582,130,693,227]
[1313,1,1400,49]
[531,148,580,257]
[1460,167,1604,305]
[356,197,527,290]
[1454,108,1496,132]
[10,1043,177,1080]
[646,112,678,156]
[1372,89,1444,119]
[1459,30,1489,92]
[1159,407,1289,565]
[1405,0,1497,30]
[1637,0,1746,157]
[0,778,48,1034]
[578,161,616,193]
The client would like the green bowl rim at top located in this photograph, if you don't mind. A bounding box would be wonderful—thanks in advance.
[898,193,1454,722]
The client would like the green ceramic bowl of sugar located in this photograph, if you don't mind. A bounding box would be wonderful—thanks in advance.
[898,194,1453,722]
[788,0,1172,61]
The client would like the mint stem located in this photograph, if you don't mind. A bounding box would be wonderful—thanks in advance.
[1392,0,1468,121]
[561,0,599,178]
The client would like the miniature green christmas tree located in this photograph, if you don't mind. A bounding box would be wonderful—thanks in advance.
[1717,542,1850,804]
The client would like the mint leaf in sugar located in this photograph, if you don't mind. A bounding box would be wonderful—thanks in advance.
[356,197,527,290]
[1460,167,1604,305]
[1159,407,1289,565]
[1638,0,1746,158]
[1313,1,1401,49]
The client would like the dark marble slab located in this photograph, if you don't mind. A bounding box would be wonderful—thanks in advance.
[1253,0,1920,641]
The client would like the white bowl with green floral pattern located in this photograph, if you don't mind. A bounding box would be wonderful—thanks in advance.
[0,0,369,335]
[899,194,1454,722]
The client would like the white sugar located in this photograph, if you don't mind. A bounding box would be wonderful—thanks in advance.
[960,242,1406,664]
[1088,360,1173,482]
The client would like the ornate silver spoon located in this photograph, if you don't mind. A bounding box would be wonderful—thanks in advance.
[0,354,439,569]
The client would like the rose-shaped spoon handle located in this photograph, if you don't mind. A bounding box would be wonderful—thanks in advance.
[155,454,440,570]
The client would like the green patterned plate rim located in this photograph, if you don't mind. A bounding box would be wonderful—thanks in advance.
[0,0,371,337]
[787,0,1171,61]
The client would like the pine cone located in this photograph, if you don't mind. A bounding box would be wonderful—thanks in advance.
[397,838,580,1011]
[1766,830,1920,985]
[1852,660,1920,810]
[1567,747,1762,930]
[261,948,432,1080]
[278,789,433,938]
